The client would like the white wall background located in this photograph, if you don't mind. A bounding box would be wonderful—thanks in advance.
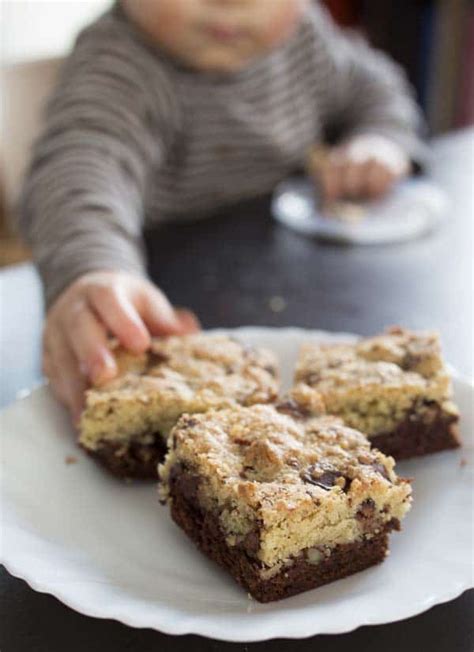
[1,1,111,211]
[2,0,110,64]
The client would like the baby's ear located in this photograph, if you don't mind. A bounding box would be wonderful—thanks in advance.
[276,383,326,419]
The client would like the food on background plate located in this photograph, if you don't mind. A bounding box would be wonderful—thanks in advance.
[159,386,412,602]
[307,145,367,223]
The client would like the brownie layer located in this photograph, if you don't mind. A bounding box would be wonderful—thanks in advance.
[371,405,460,460]
[168,466,398,602]
[84,433,167,479]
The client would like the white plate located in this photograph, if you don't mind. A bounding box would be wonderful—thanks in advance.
[1,327,472,642]
[272,178,448,244]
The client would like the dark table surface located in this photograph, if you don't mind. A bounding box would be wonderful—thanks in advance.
[1,130,473,651]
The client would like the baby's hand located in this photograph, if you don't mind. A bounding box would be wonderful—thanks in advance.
[42,271,200,422]
[311,135,410,204]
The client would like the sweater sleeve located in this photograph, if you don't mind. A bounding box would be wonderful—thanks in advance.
[19,12,178,308]
[308,3,426,162]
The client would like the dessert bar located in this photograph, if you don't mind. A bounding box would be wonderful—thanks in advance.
[80,334,278,478]
[294,327,460,459]
[160,386,411,601]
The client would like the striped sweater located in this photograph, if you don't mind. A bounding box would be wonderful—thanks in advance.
[20,2,424,307]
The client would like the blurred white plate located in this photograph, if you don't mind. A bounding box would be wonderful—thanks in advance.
[272,178,449,244]
[1,327,472,642]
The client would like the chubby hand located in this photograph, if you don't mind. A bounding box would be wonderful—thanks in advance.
[43,271,200,422]
[310,135,410,204]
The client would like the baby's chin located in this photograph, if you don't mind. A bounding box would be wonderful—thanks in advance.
[187,47,258,74]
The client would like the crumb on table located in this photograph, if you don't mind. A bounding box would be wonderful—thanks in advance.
[268,296,287,313]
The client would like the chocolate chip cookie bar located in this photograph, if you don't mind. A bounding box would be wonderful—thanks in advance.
[79,334,278,479]
[294,327,460,460]
[159,386,411,602]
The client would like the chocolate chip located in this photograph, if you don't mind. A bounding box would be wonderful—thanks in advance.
[240,464,256,480]
[169,464,200,505]
[301,465,348,491]
[276,398,309,420]
[358,455,390,481]
[402,353,419,371]
[264,364,277,378]
[372,463,390,481]
[168,463,182,486]
[302,372,320,385]
[181,417,198,428]
[180,474,200,503]
[356,498,376,521]
[234,438,251,446]
[148,351,170,367]
[168,463,183,484]
[242,529,260,556]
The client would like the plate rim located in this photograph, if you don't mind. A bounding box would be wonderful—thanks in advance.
[271,177,448,246]
[1,559,473,641]
[1,326,473,641]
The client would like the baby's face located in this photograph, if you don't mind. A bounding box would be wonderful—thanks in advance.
[124,0,307,73]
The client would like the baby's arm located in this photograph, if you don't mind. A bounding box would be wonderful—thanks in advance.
[19,17,198,419]
[308,4,424,201]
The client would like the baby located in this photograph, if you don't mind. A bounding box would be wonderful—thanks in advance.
[20,0,423,420]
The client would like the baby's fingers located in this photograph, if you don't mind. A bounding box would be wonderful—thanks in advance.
[174,308,201,334]
[366,161,397,198]
[61,301,117,385]
[340,162,368,199]
[317,163,344,205]
[44,332,86,423]
[140,285,192,336]
[89,284,150,353]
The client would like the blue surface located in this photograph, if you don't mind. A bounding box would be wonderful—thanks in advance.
[0,263,44,408]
